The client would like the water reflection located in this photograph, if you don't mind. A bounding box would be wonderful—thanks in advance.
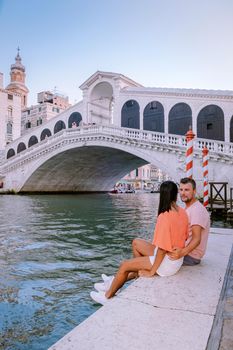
[0,194,157,350]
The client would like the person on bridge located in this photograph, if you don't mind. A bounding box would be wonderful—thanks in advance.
[90,180,189,305]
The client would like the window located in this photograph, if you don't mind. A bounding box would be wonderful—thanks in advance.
[26,121,31,129]
[38,107,42,112]
[8,107,13,117]
[37,118,42,126]
[7,122,12,134]
[207,123,213,130]
[27,110,30,115]
[8,94,13,100]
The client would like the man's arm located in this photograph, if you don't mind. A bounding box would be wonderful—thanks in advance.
[168,225,202,260]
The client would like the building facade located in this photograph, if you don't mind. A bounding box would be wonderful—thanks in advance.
[21,90,70,135]
[0,72,22,151]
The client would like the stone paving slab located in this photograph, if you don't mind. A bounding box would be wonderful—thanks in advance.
[49,298,213,350]
[49,231,233,350]
[119,234,233,315]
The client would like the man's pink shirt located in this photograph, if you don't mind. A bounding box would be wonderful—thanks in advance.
[186,200,210,259]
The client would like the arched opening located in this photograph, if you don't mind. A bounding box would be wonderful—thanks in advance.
[121,100,140,129]
[17,142,26,154]
[28,135,38,148]
[143,101,164,132]
[230,116,233,143]
[68,112,82,128]
[89,82,114,125]
[197,105,224,141]
[40,128,52,141]
[7,148,15,159]
[168,103,192,135]
[54,120,66,134]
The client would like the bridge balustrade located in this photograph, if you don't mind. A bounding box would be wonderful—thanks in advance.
[3,125,233,169]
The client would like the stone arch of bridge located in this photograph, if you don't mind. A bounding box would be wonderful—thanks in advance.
[40,128,52,141]
[89,82,114,124]
[143,101,164,132]
[229,115,233,142]
[7,148,15,159]
[168,102,192,135]
[197,104,224,141]
[18,141,179,192]
[121,100,140,129]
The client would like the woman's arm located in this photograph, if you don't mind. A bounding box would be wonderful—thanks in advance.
[139,247,166,277]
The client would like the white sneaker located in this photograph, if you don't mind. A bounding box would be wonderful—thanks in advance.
[94,276,114,292]
[90,291,108,305]
[101,273,114,282]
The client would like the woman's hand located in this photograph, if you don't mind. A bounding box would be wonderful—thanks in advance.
[167,247,183,260]
[138,270,153,278]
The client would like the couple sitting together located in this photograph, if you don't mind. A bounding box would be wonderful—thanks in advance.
[90,177,210,305]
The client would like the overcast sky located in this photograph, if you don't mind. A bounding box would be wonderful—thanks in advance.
[0,0,233,105]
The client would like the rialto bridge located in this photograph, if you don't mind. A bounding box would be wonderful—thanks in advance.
[0,71,233,194]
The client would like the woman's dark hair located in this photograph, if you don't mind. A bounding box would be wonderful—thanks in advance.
[158,181,178,215]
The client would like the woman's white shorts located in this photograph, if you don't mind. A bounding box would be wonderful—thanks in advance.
[149,248,183,277]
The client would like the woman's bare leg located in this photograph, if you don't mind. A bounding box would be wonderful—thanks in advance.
[105,256,152,299]
[132,238,155,258]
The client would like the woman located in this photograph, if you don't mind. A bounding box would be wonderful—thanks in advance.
[90,181,189,305]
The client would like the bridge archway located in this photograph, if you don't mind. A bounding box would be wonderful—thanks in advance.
[54,120,66,134]
[17,142,26,154]
[230,116,233,142]
[197,105,224,141]
[168,103,192,135]
[90,82,114,124]
[7,148,15,159]
[28,136,38,148]
[121,100,140,129]
[68,112,82,128]
[40,128,52,141]
[143,101,164,132]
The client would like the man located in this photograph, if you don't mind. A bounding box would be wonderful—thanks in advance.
[133,177,210,266]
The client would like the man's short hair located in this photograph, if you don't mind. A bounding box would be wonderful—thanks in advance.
[180,177,196,190]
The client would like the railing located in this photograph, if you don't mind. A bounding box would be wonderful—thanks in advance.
[2,125,233,173]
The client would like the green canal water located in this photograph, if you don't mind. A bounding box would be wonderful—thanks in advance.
[0,193,232,350]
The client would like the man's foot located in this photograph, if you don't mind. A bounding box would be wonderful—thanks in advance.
[90,291,109,305]
[101,273,114,282]
[94,276,114,292]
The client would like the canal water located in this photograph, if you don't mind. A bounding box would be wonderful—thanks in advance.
[0,193,232,350]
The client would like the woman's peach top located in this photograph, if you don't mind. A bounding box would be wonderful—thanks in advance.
[152,207,189,252]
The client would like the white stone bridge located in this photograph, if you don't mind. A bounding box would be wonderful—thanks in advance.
[0,124,233,194]
[1,71,233,194]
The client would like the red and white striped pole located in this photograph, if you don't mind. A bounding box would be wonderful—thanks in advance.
[202,146,209,207]
[185,128,195,178]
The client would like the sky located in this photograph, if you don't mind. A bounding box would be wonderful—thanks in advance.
[0,0,233,106]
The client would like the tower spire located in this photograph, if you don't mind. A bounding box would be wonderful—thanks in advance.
[6,49,29,109]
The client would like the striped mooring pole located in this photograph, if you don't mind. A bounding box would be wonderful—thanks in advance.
[202,146,209,207]
[185,128,195,178]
